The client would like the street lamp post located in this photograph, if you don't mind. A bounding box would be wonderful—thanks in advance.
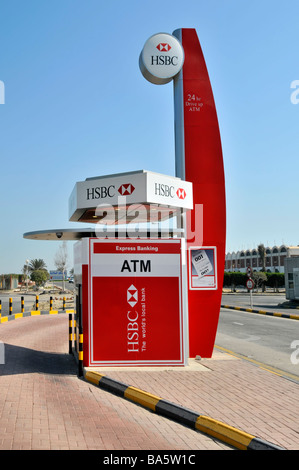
[26,259,29,293]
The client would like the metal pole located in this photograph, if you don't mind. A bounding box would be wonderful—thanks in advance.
[26,259,29,293]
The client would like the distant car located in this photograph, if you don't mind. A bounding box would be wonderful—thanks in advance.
[69,277,74,283]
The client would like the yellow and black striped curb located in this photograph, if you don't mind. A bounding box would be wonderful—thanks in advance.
[221,305,299,320]
[0,309,74,323]
[84,370,285,451]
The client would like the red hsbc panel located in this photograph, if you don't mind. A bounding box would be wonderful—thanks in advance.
[86,238,187,367]
[173,29,226,358]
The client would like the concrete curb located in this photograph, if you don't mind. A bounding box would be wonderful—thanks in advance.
[84,370,285,451]
[221,304,299,320]
[0,309,73,323]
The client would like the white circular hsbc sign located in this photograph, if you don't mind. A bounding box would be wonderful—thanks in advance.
[139,33,184,85]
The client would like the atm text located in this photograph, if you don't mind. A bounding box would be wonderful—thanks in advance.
[121,260,151,272]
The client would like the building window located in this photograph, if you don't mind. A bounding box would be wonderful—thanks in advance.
[280,255,286,266]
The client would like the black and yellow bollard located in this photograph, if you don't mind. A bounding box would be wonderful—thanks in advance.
[69,313,73,354]
[21,296,24,313]
[0,300,1,318]
[63,297,66,311]
[50,296,53,311]
[35,295,39,311]
[73,318,77,349]
[9,297,12,315]
[78,325,83,377]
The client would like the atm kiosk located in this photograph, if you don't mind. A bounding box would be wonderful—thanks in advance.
[24,169,193,371]
[70,170,193,369]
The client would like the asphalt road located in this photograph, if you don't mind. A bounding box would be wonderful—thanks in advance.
[0,283,75,316]
[0,293,37,315]
[222,292,292,311]
[216,305,299,380]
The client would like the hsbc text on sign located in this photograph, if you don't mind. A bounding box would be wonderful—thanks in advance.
[86,185,115,200]
[75,238,188,367]
[151,55,179,66]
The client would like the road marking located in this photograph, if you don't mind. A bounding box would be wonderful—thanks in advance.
[259,367,281,376]
[214,345,299,384]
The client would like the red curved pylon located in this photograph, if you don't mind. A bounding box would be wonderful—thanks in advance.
[173,28,226,358]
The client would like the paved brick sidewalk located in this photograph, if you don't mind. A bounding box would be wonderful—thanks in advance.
[0,313,298,450]
[0,315,230,450]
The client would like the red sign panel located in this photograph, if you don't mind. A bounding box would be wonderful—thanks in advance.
[86,238,187,367]
[173,29,226,358]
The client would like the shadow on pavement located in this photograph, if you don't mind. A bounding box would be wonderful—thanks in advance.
[0,343,77,376]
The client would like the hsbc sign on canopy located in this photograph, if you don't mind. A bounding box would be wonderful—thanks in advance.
[69,170,192,222]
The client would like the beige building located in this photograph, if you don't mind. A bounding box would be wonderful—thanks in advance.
[225,245,288,273]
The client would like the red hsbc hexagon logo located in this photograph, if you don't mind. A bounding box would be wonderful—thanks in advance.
[127,284,138,308]
[118,183,135,196]
[156,43,171,52]
[176,188,186,200]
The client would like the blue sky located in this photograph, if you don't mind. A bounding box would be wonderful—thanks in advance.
[0,0,298,273]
